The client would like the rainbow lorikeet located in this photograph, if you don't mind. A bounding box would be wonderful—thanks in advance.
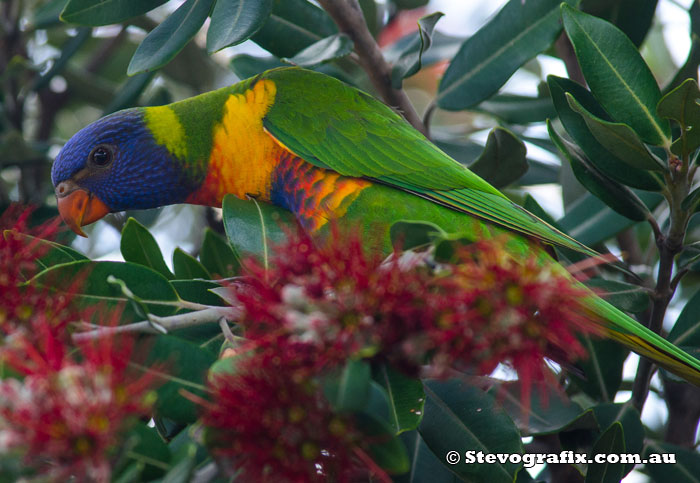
[51,67,700,385]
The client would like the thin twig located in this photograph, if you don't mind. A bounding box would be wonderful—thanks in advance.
[72,307,239,342]
[317,0,427,135]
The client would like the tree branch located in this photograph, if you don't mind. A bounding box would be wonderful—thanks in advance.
[317,0,427,135]
[72,307,239,342]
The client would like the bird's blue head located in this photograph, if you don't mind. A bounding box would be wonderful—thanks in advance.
[51,108,199,236]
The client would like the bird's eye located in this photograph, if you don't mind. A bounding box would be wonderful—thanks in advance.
[90,145,113,167]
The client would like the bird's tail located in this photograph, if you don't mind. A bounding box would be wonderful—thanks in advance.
[585,294,700,386]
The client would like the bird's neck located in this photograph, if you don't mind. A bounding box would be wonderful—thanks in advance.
[142,78,286,207]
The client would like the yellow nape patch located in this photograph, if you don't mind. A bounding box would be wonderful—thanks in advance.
[204,79,284,202]
[144,105,187,159]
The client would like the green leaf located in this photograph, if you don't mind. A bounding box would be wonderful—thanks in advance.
[419,379,522,482]
[585,278,650,313]
[230,54,285,78]
[592,402,643,476]
[488,381,584,436]
[60,0,168,26]
[566,93,665,171]
[3,230,87,278]
[281,34,353,67]
[172,248,211,279]
[121,218,174,280]
[678,242,700,271]
[33,0,70,28]
[251,0,337,58]
[644,441,700,482]
[103,72,156,115]
[547,75,662,191]
[123,422,171,479]
[668,288,700,347]
[389,220,446,251]
[30,260,179,318]
[571,336,628,401]
[162,443,197,483]
[390,12,443,88]
[144,334,217,423]
[561,4,670,146]
[657,78,700,155]
[682,187,700,213]
[558,191,663,246]
[324,359,371,413]
[469,127,528,188]
[475,93,557,125]
[548,120,651,222]
[199,228,240,278]
[221,194,297,266]
[437,0,573,110]
[375,364,425,435]
[207,0,273,53]
[585,422,625,483]
[127,0,214,75]
[171,280,227,307]
[396,431,459,483]
[356,414,411,474]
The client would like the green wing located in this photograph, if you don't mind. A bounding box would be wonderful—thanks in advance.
[261,67,595,256]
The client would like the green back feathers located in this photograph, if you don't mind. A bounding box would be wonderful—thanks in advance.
[260,67,596,256]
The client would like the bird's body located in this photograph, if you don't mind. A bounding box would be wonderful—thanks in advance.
[52,67,700,385]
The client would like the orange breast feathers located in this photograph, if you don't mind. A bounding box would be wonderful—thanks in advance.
[186,79,288,206]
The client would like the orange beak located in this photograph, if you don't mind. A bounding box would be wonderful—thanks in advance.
[55,181,110,237]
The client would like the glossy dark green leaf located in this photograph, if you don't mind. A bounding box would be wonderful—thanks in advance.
[488,381,584,436]
[585,422,625,483]
[585,278,650,313]
[419,379,522,482]
[207,0,273,53]
[144,334,217,423]
[252,0,337,58]
[566,94,665,171]
[356,414,410,474]
[172,248,211,279]
[30,260,179,318]
[102,72,156,115]
[678,242,700,271]
[61,0,168,26]
[561,4,670,146]
[389,220,446,251]
[469,127,528,188]
[324,359,371,413]
[558,191,663,246]
[199,228,240,278]
[282,34,353,67]
[222,193,297,265]
[644,441,700,482]
[396,431,458,483]
[124,422,171,479]
[390,12,443,88]
[121,218,174,280]
[518,159,560,185]
[668,288,700,347]
[3,230,87,278]
[384,31,463,70]
[548,75,662,191]
[375,364,425,435]
[571,336,628,401]
[475,93,557,124]
[592,403,644,469]
[33,0,70,28]
[171,280,227,307]
[682,187,700,214]
[230,54,285,78]
[658,78,700,155]
[548,120,651,222]
[437,0,574,110]
[128,0,214,75]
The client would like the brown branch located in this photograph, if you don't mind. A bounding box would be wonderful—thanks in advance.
[317,0,427,135]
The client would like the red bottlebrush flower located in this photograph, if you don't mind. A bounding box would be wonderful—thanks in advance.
[0,322,156,482]
[235,229,595,385]
[201,338,365,482]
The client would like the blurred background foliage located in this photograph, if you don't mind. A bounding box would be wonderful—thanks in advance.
[4,0,700,480]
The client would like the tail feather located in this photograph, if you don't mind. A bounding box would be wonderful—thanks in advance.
[586,295,700,386]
